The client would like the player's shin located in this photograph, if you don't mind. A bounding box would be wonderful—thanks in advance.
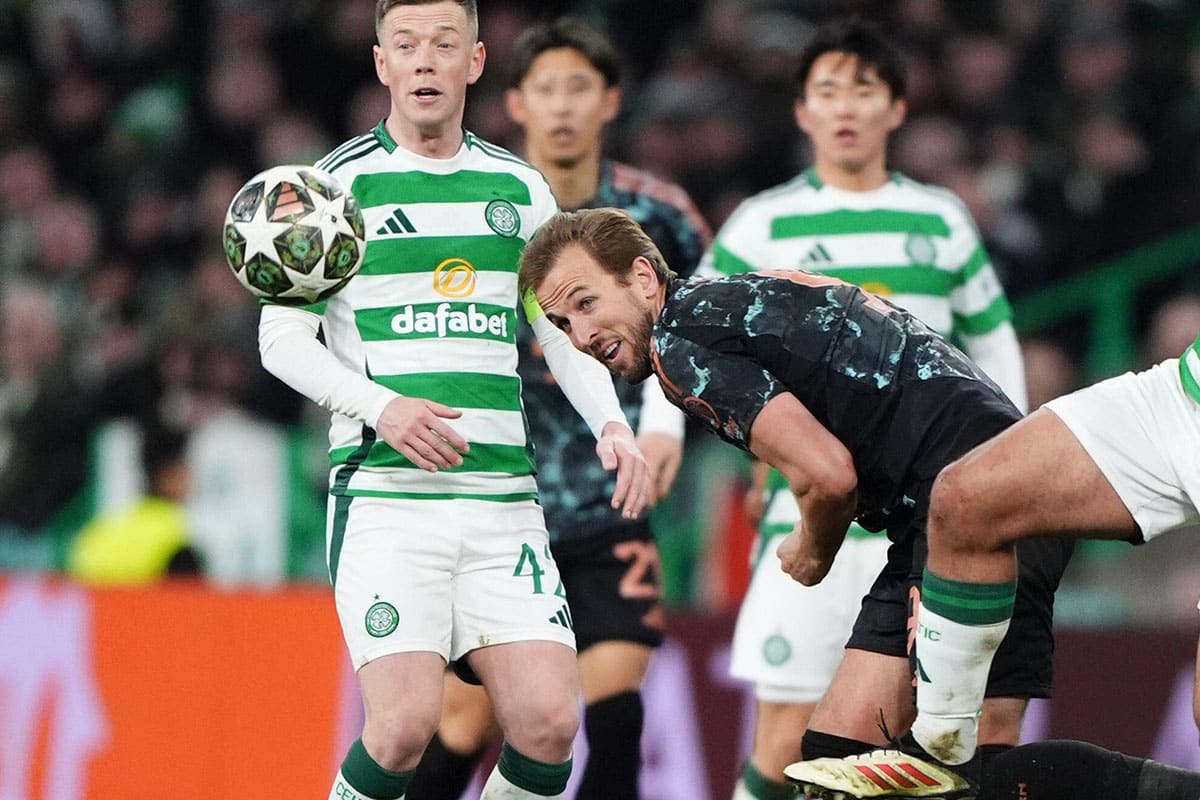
[911,570,1016,766]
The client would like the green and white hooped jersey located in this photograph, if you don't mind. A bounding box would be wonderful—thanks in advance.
[312,123,557,501]
[699,169,1012,341]
[1180,332,1200,405]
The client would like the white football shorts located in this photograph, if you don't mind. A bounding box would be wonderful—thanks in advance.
[1045,357,1200,541]
[329,495,576,669]
[730,490,890,703]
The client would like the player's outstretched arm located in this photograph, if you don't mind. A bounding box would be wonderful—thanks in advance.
[596,421,650,520]
[748,393,858,586]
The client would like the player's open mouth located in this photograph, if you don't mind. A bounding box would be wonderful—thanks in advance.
[550,126,574,140]
[602,341,619,361]
[835,128,858,143]
[413,88,441,100]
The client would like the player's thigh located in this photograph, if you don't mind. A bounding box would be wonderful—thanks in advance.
[732,532,889,703]
[1045,361,1200,541]
[471,639,581,747]
[330,496,455,669]
[578,640,654,704]
[357,650,448,743]
[935,408,1136,542]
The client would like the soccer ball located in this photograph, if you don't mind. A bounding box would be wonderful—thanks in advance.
[222,164,366,305]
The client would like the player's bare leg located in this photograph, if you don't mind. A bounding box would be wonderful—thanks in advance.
[576,640,653,799]
[472,640,581,799]
[804,649,915,755]
[733,700,815,800]
[328,651,445,800]
[915,409,1136,765]
[406,674,498,800]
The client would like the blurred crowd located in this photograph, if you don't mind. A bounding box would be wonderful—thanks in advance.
[1,0,1200,612]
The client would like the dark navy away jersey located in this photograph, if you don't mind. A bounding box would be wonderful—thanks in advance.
[651,270,1020,529]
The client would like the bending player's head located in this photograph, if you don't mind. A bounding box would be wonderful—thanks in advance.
[506,18,622,169]
[520,209,673,383]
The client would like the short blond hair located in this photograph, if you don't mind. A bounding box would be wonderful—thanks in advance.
[375,0,478,41]
[519,208,675,295]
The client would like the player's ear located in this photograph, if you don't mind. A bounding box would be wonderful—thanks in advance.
[467,41,486,85]
[794,97,810,135]
[887,96,907,133]
[373,44,389,86]
[505,88,527,125]
[631,256,659,298]
[601,86,622,124]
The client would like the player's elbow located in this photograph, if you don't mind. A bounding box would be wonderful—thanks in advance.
[806,453,858,504]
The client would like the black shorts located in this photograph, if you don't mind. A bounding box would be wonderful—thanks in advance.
[552,521,665,653]
[847,492,1075,700]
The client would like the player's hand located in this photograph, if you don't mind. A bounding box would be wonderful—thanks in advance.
[776,529,835,586]
[375,396,470,472]
[598,421,650,520]
[636,431,682,506]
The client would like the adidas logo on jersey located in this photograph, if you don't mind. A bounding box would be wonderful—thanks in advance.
[376,207,416,236]
[800,243,833,266]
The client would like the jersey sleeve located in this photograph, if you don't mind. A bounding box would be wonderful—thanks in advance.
[654,329,785,451]
[699,200,767,278]
[528,172,561,232]
[258,304,398,427]
[522,290,628,438]
[946,207,1014,337]
[944,203,1027,411]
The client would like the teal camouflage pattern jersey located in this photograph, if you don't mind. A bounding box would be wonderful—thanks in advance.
[518,161,711,542]
[652,270,1021,532]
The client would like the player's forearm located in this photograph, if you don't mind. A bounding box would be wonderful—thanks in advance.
[529,311,628,439]
[795,483,858,560]
[258,305,396,427]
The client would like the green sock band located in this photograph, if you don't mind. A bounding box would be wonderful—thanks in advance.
[497,742,572,796]
[922,569,1016,625]
[341,738,414,799]
[742,759,797,800]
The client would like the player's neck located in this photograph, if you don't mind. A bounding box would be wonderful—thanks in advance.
[385,114,465,159]
[530,150,602,210]
[813,158,890,192]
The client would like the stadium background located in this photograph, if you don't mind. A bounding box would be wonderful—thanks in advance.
[2,0,1200,797]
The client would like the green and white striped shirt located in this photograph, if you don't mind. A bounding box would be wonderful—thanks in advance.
[699,170,1018,387]
[312,123,558,501]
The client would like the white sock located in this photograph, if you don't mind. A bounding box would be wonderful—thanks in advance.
[731,778,756,800]
[912,601,1010,765]
[480,765,564,799]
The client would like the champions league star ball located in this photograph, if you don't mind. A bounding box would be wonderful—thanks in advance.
[222,165,366,305]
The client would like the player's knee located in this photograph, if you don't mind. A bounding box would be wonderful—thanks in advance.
[504,694,581,761]
[929,461,993,549]
[363,706,441,769]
